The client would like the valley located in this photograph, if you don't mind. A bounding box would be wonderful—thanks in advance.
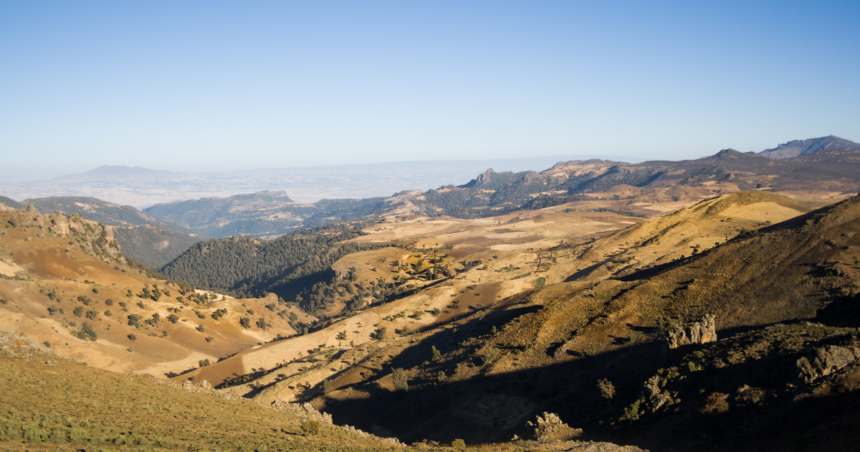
[2,138,860,451]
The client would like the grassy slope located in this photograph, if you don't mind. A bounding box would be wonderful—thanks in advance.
[0,336,405,451]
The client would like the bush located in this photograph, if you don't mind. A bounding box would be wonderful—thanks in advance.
[128,334,137,341]
[199,359,210,367]
[75,322,97,341]
[47,305,59,316]
[301,420,321,436]
[451,438,466,448]
[127,314,141,328]
[322,379,332,394]
[256,318,267,330]
[197,325,205,333]
[168,314,179,324]
[700,392,730,414]
[432,307,441,316]
[239,317,251,329]
[85,310,98,320]
[73,306,84,317]
[371,327,387,340]
[105,298,114,306]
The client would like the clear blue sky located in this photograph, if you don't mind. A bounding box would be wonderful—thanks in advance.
[1,1,859,182]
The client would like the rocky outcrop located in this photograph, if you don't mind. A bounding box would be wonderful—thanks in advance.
[526,412,583,442]
[667,314,717,349]
[797,345,860,383]
[642,375,679,412]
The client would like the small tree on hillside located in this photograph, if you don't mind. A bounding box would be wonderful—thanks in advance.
[392,368,408,392]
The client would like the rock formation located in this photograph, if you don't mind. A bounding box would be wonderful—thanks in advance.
[667,314,717,349]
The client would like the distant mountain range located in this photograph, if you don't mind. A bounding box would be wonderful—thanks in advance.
[0,155,638,209]
[759,135,860,159]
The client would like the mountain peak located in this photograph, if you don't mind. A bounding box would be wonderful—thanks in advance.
[760,136,860,160]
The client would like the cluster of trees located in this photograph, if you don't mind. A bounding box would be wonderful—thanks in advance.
[161,223,382,310]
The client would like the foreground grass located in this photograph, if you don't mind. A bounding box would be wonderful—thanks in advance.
[0,345,404,451]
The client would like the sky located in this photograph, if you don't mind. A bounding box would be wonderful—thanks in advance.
[1,1,859,183]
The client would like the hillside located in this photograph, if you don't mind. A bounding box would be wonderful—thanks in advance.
[399,147,860,219]
[0,331,413,451]
[23,196,204,267]
[144,191,388,239]
[0,196,24,209]
[759,135,860,159]
[165,191,860,450]
[0,206,313,378]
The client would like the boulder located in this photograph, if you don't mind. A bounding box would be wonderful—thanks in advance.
[797,345,860,383]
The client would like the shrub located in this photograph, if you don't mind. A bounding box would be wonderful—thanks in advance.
[92,288,99,294]
[43,341,51,348]
[700,392,730,414]
[105,298,114,306]
[597,379,615,404]
[47,305,59,316]
[483,347,501,366]
[127,314,141,328]
[104,310,112,316]
[197,325,205,333]
[432,307,441,316]
[371,327,387,340]
[451,439,466,448]
[322,379,332,394]
[256,318,267,330]
[205,336,214,342]
[392,368,408,392]
[199,359,210,367]
[75,322,97,341]
[168,314,179,324]
[73,306,84,317]
[128,334,137,341]
[432,345,442,362]
[535,277,546,288]
[437,371,447,382]
[301,420,321,436]
[85,310,98,320]
[0,297,7,305]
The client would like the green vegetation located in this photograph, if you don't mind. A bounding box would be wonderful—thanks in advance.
[161,223,382,313]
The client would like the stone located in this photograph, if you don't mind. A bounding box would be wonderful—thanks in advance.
[667,314,717,349]
[797,345,857,384]
[526,412,583,442]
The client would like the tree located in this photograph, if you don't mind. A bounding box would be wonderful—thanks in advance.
[597,379,615,407]
[73,306,84,317]
[431,345,442,362]
[240,317,251,329]
[392,368,408,392]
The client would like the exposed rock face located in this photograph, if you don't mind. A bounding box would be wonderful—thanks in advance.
[527,412,583,442]
[667,314,717,349]
[475,168,495,186]
[797,345,860,383]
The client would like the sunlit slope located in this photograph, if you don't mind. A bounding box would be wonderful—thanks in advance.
[307,193,858,445]
[0,206,307,378]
